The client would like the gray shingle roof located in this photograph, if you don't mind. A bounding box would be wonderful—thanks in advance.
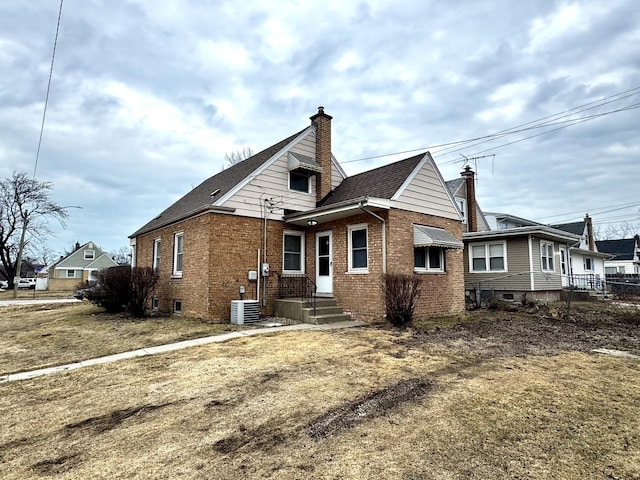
[445,177,464,196]
[550,221,585,236]
[320,153,424,206]
[595,238,637,261]
[130,128,308,237]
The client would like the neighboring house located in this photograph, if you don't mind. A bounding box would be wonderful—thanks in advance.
[130,107,466,321]
[445,166,490,233]
[47,241,118,291]
[596,235,640,275]
[448,176,580,302]
[551,214,610,290]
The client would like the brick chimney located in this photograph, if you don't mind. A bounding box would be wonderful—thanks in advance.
[310,106,333,202]
[585,213,595,251]
[460,165,478,232]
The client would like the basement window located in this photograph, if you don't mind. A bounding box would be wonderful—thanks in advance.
[173,299,182,315]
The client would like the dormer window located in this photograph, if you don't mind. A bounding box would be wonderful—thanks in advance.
[289,171,311,193]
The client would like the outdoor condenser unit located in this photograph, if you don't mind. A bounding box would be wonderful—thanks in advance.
[230,300,260,324]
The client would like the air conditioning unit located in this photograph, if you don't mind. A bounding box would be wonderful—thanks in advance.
[230,300,260,324]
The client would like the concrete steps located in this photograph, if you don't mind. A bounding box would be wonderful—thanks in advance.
[274,297,351,324]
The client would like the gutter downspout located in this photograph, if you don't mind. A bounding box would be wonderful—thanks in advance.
[359,202,387,274]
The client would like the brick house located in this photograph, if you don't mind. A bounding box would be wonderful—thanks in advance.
[129,107,465,321]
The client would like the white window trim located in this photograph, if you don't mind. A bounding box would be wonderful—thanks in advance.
[456,198,467,224]
[172,232,184,278]
[151,297,159,310]
[540,241,555,272]
[282,231,305,274]
[66,269,76,278]
[83,249,95,260]
[173,299,182,315]
[414,246,445,274]
[153,238,161,272]
[348,223,369,273]
[583,256,594,272]
[469,241,508,273]
[288,171,312,194]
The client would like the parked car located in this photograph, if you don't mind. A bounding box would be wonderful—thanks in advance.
[0,280,8,289]
[17,278,36,289]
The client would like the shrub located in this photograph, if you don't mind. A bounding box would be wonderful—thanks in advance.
[86,266,132,313]
[85,266,159,317]
[128,267,159,317]
[384,273,422,327]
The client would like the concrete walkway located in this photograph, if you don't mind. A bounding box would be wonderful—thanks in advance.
[0,320,364,384]
[0,298,81,307]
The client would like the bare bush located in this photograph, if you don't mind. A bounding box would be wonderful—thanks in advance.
[128,267,159,317]
[384,273,422,327]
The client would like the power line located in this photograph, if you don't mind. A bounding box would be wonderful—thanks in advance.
[340,85,640,165]
[534,201,640,220]
[33,0,64,179]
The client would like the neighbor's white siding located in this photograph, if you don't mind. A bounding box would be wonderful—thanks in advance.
[393,157,461,220]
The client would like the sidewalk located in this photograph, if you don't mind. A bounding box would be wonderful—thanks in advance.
[0,320,364,384]
[0,298,81,307]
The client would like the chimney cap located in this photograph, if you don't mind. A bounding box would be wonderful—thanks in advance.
[310,106,332,121]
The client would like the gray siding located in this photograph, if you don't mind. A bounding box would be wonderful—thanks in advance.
[464,237,531,290]
[531,237,563,290]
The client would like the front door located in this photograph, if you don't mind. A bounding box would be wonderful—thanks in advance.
[316,231,333,295]
[559,247,569,287]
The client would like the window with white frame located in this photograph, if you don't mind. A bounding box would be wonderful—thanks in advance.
[84,249,95,260]
[456,198,467,224]
[540,241,554,272]
[173,232,184,277]
[583,256,594,271]
[289,171,311,193]
[470,242,506,272]
[348,224,368,272]
[151,297,159,310]
[414,246,445,272]
[153,238,161,272]
[66,269,76,278]
[283,232,305,273]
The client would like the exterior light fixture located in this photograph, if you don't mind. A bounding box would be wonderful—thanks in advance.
[307,219,318,226]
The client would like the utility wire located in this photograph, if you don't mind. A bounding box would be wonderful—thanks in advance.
[33,0,64,179]
[340,85,640,165]
[535,201,640,220]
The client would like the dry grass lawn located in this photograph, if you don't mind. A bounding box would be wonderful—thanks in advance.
[0,302,639,479]
[0,302,246,375]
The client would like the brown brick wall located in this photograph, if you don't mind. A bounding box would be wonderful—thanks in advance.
[134,207,463,322]
[386,209,465,319]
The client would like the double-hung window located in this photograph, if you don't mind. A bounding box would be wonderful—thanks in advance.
[153,238,161,272]
[289,171,310,193]
[283,232,304,273]
[414,247,445,272]
[84,250,95,260]
[583,256,594,271]
[540,241,554,272]
[456,198,467,224]
[470,242,506,272]
[173,232,184,277]
[348,224,368,272]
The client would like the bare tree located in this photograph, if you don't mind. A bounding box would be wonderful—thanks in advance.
[597,221,640,240]
[0,172,69,290]
[224,147,254,167]
[109,246,132,265]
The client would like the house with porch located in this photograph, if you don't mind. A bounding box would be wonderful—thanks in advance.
[551,215,610,290]
[129,107,466,322]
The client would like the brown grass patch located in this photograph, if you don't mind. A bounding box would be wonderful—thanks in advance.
[0,302,246,375]
[0,303,639,479]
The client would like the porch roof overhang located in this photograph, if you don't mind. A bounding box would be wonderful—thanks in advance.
[463,226,580,244]
[569,247,613,259]
[414,225,463,249]
[283,196,391,226]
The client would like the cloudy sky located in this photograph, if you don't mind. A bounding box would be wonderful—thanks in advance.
[1,0,639,260]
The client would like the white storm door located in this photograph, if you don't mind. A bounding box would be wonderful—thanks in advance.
[316,231,333,295]
[559,247,569,287]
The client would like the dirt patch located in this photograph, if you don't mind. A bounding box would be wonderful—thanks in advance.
[212,419,289,454]
[404,302,640,359]
[308,378,434,440]
[31,453,80,476]
[64,402,175,435]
